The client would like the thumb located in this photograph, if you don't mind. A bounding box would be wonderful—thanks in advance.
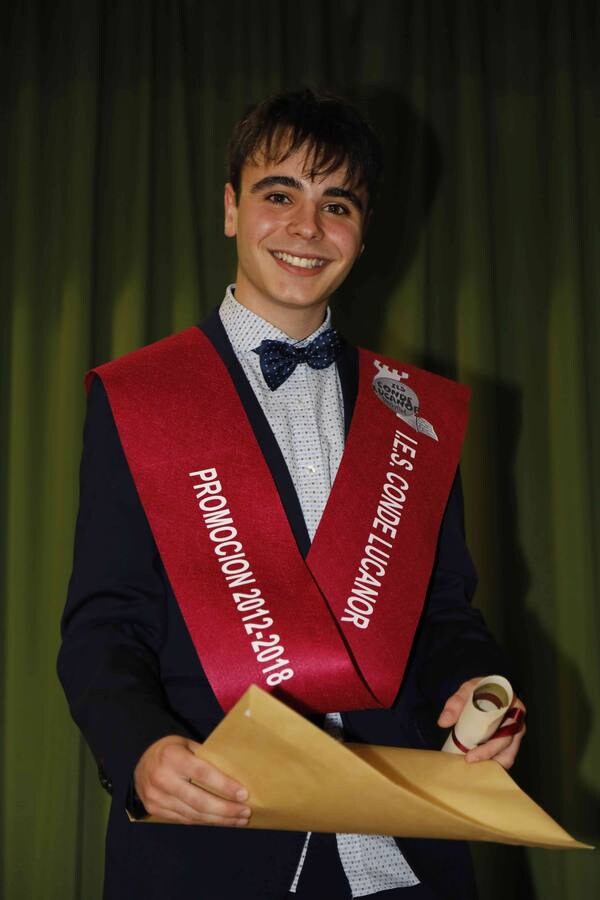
[437,707,455,727]
[437,677,482,728]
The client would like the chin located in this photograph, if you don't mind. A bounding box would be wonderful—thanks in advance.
[276,291,329,310]
[275,279,337,308]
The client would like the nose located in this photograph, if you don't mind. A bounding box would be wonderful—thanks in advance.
[287,202,323,240]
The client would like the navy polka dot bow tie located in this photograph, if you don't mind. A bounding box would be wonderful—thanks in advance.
[252,328,342,391]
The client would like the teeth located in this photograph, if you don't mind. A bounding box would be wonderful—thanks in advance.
[272,251,326,269]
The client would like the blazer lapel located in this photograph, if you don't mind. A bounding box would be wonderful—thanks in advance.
[336,336,359,439]
[199,307,359,558]
[200,309,312,557]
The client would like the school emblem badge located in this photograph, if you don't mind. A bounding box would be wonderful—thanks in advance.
[372,360,438,441]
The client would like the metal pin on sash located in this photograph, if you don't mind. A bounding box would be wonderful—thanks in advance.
[372,360,438,441]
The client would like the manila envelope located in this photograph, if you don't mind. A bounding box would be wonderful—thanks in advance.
[149,685,591,849]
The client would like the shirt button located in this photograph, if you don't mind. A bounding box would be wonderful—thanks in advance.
[305,463,316,475]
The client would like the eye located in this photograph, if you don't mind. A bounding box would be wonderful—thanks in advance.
[324,202,350,216]
[266,192,291,205]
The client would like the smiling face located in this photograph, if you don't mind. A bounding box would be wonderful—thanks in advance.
[224,146,368,336]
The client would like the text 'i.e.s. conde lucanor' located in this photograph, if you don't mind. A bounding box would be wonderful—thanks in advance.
[340,428,417,630]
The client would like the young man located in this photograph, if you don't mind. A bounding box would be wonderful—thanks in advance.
[59,89,525,899]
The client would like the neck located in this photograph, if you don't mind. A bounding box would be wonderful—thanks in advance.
[233,292,329,340]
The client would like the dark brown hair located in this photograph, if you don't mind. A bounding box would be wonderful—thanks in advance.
[227,88,383,210]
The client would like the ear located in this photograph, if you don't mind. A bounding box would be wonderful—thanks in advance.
[224,183,238,237]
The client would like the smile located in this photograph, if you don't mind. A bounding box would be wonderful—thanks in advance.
[270,250,328,270]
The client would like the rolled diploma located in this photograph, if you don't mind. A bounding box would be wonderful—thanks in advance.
[442,675,513,755]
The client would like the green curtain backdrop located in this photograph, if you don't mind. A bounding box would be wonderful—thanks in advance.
[1,1,598,897]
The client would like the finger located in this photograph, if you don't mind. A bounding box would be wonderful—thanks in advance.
[142,781,250,824]
[466,722,527,767]
[187,754,249,802]
[189,810,250,828]
[437,679,479,727]
[181,781,252,821]
[145,799,250,827]
[464,699,527,763]
[487,724,527,770]
[175,796,251,826]
[494,707,526,739]
[465,734,512,763]
[142,742,249,804]
[142,770,252,821]
[144,804,200,825]
[489,746,518,770]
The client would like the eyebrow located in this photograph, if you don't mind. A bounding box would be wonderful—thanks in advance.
[249,175,364,213]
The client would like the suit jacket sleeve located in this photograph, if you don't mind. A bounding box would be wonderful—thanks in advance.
[412,469,515,712]
[57,377,194,804]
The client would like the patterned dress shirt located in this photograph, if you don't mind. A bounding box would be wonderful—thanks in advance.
[219,286,419,897]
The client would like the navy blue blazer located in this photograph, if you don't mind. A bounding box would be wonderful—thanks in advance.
[58,310,512,899]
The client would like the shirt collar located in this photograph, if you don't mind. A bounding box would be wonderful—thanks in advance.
[219,284,332,356]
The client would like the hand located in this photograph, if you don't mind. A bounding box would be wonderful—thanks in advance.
[133,734,251,825]
[437,677,527,770]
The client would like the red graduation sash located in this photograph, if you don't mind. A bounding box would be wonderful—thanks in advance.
[87,327,469,714]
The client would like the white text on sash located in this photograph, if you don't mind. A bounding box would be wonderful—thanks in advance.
[341,429,418,629]
[189,468,295,687]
